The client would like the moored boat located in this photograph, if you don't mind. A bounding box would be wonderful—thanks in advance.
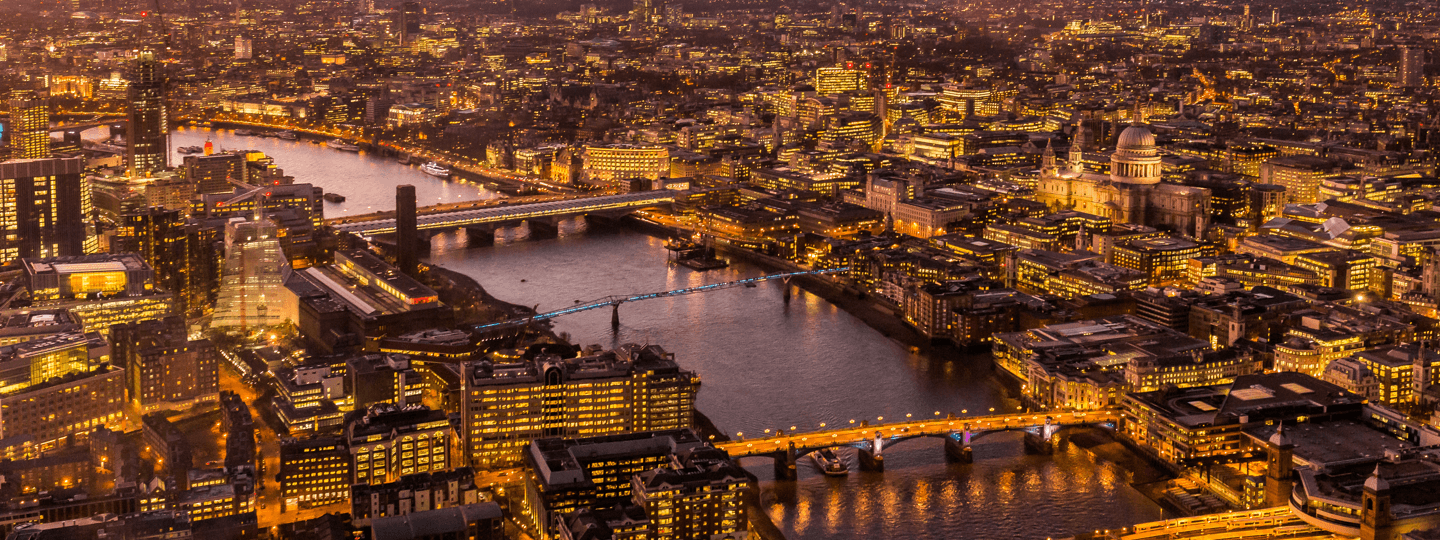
[420,161,451,178]
[326,139,361,152]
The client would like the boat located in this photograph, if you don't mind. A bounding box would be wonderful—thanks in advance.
[235,129,255,136]
[327,139,361,152]
[420,162,451,178]
[177,146,203,155]
[812,448,848,476]
[277,131,299,140]
[322,193,346,203]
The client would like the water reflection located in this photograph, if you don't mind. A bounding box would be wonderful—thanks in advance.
[424,225,1164,539]
[168,127,497,213]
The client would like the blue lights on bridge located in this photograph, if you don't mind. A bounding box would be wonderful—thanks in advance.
[474,267,849,330]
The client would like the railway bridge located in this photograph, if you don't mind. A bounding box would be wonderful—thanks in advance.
[714,410,1120,480]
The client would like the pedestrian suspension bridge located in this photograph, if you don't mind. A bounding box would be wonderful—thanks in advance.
[473,267,848,331]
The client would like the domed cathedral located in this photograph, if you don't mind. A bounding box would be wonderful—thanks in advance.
[1037,123,1213,238]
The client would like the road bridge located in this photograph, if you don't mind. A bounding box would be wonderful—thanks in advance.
[715,410,1120,480]
[49,119,125,132]
[331,191,676,237]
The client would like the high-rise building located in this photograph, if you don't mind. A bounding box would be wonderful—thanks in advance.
[395,185,418,275]
[398,1,422,44]
[1400,47,1425,88]
[234,36,252,60]
[8,89,49,160]
[212,217,289,330]
[127,50,168,177]
[815,66,868,95]
[0,157,89,263]
[112,207,189,313]
[183,152,247,195]
[462,344,699,468]
[111,316,218,412]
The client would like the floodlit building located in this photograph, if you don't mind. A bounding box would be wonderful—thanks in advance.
[212,217,290,330]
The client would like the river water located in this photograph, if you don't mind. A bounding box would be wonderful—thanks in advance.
[150,129,1165,538]
[421,224,1166,540]
[168,127,499,213]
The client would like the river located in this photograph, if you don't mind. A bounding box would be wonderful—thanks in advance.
[421,224,1166,540]
[168,127,500,213]
[152,129,1165,538]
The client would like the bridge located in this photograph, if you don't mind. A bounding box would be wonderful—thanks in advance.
[49,118,125,132]
[715,410,1120,480]
[331,191,676,237]
[1117,506,1336,540]
[474,268,847,332]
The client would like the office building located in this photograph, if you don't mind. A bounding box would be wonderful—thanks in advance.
[283,249,449,354]
[8,89,48,160]
[110,316,219,412]
[580,144,669,190]
[0,364,126,449]
[398,1,422,44]
[462,344,699,468]
[0,157,90,263]
[1337,344,1440,407]
[1259,156,1344,205]
[17,254,175,334]
[345,404,453,486]
[525,429,747,540]
[127,50,168,177]
[183,152,247,195]
[212,217,290,330]
[279,436,352,510]
[815,66,868,96]
[1111,237,1213,286]
[350,467,486,526]
[111,207,189,313]
[234,36,252,60]
[0,331,108,395]
[1122,372,1363,466]
[1401,47,1426,88]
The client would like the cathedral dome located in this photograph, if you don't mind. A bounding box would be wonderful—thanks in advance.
[1117,125,1156,150]
[1110,124,1162,185]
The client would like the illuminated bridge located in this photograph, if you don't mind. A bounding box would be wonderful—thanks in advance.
[331,191,676,236]
[1117,506,1341,540]
[714,410,1120,480]
[474,268,847,332]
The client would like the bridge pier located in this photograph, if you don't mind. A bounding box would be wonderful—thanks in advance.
[611,303,621,330]
[858,431,885,472]
[773,444,798,481]
[944,435,973,464]
[525,218,559,240]
[782,278,791,303]
[1022,431,1055,455]
[463,225,496,247]
[583,213,622,229]
[857,449,884,472]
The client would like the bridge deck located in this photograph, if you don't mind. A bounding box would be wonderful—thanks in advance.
[331,191,676,235]
[716,410,1119,458]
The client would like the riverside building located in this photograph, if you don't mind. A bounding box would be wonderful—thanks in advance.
[461,344,699,469]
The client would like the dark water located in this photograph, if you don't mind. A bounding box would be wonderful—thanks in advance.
[423,224,1165,540]
[168,127,499,213]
